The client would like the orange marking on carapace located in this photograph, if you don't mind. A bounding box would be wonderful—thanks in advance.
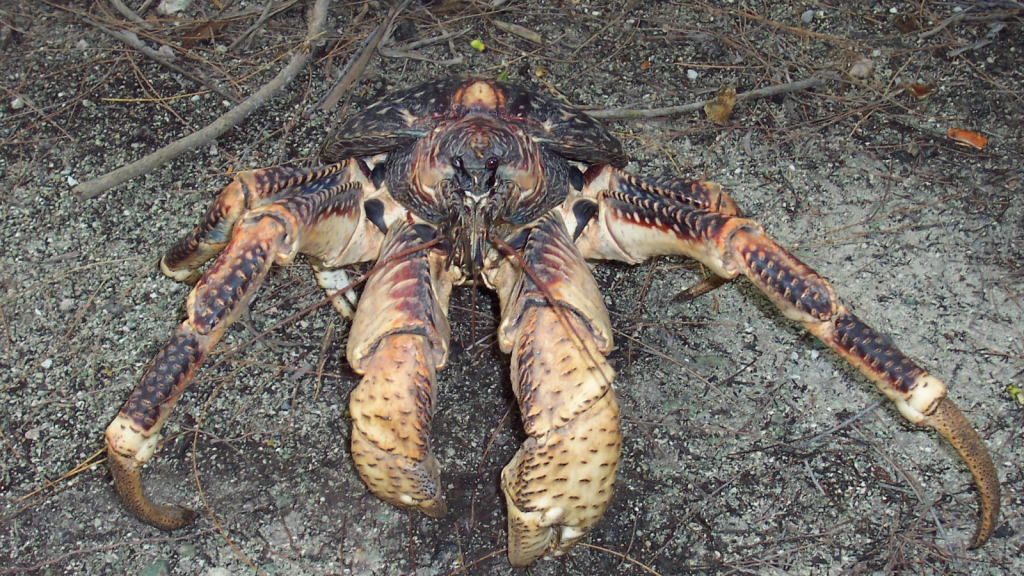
[455,80,504,111]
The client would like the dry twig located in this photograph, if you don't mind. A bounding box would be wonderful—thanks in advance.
[587,74,831,120]
[316,0,411,113]
[85,19,241,104]
[227,0,303,51]
[107,0,153,29]
[378,26,468,65]
[73,0,331,200]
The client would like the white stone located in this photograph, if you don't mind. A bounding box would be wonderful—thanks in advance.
[158,44,176,61]
[157,0,192,15]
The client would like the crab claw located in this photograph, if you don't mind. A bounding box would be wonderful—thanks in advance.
[921,397,1001,548]
[106,443,195,531]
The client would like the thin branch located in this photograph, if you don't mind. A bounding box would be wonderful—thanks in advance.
[397,27,469,50]
[315,0,411,113]
[378,45,463,65]
[376,26,469,64]
[586,74,832,120]
[136,0,155,18]
[107,0,153,29]
[227,0,303,51]
[73,0,331,200]
[228,0,280,52]
[85,19,241,104]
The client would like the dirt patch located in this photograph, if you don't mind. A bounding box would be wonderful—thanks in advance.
[1,1,1022,575]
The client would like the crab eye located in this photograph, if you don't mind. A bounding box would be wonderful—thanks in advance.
[451,156,464,170]
[485,156,500,170]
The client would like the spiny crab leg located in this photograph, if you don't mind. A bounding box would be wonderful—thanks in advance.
[161,164,351,284]
[570,166,1000,548]
[345,221,455,517]
[106,163,376,529]
[106,215,286,529]
[487,213,622,566]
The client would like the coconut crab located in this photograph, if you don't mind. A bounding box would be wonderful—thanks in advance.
[104,77,999,566]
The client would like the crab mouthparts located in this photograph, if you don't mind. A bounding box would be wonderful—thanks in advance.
[440,175,517,272]
[460,197,490,271]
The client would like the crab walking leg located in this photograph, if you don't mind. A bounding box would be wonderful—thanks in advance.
[161,162,354,283]
[106,169,377,530]
[571,166,1000,548]
[346,221,454,517]
[106,216,285,529]
[487,213,621,566]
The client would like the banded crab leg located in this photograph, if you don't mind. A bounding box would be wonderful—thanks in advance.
[486,212,622,566]
[567,165,1000,548]
[344,220,455,517]
[105,161,385,530]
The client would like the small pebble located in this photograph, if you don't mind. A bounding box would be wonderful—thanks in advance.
[206,568,232,576]
[801,10,814,23]
[686,69,699,80]
[175,544,197,559]
[75,38,89,50]
[41,358,53,370]
[67,175,79,187]
[157,0,192,15]
[11,97,24,110]
[138,559,171,576]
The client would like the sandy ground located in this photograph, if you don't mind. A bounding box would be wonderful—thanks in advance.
[2,1,1023,575]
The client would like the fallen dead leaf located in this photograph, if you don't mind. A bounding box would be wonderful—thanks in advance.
[947,128,988,150]
[494,20,543,44]
[180,20,229,48]
[906,83,931,99]
[704,86,736,124]
[894,13,919,34]
[848,56,873,78]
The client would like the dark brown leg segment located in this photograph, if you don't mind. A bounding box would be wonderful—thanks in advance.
[574,166,1000,548]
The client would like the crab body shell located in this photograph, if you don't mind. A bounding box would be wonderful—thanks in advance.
[104,77,999,566]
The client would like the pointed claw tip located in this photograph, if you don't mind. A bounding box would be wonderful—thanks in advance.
[107,446,195,531]
[926,397,1000,549]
